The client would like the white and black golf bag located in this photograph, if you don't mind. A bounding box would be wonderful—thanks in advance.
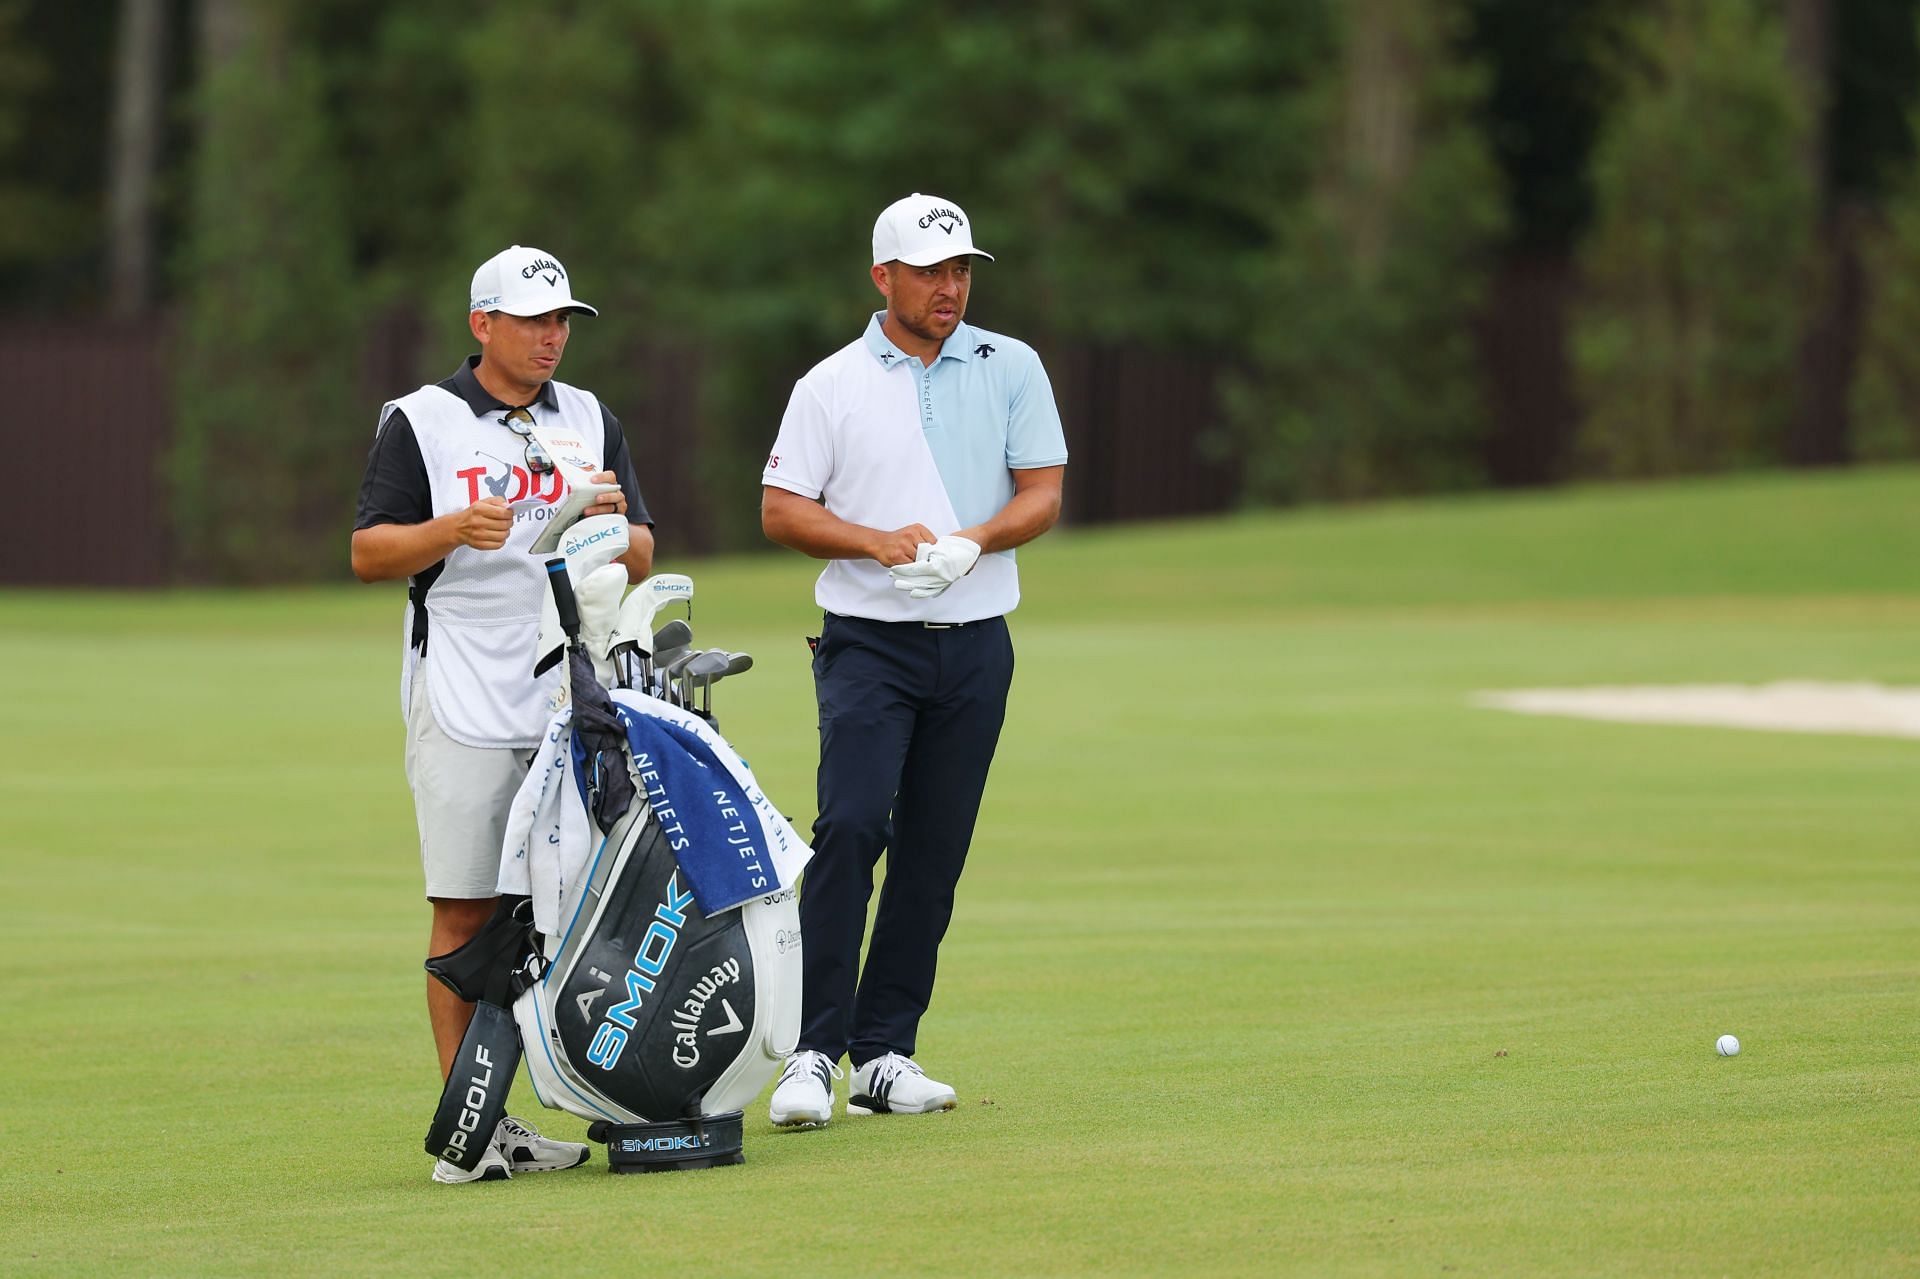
[426,516,806,1173]
[509,693,804,1132]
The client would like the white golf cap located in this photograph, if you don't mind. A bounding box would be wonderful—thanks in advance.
[871,193,994,267]
[469,245,599,317]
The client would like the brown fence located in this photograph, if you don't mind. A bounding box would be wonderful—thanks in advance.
[1,319,173,587]
[0,318,1241,586]
[1476,252,1578,487]
[1046,343,1240,525]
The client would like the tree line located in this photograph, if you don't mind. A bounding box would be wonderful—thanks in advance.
[5,0,1918,580]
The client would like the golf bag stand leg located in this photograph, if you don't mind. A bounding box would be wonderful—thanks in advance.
[423,1001,522,1171]
[421,896,539,1171]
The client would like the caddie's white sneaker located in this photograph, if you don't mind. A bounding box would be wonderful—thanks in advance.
[770,1050,842,1127]
[494,1114,591,1173]
[847,1053,957,1116]
[431,1141,512,1184]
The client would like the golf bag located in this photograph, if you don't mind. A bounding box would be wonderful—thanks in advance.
[508,682,805,1130]
[426,519,807,1172]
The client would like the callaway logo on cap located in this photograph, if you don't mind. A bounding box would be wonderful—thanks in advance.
[469,245,600,317]
[871,193,995,267]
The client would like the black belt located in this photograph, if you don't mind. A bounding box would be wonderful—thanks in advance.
[827,612,998,630]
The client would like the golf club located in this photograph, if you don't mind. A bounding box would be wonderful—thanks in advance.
[658,648,700,706]
[651,618,692,658]
[639,618,693,692]
[683,649,732,715]
[692,650,754,717]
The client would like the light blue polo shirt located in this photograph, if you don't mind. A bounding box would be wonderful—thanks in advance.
[858,312,1069,528]
[762,311,1069,622]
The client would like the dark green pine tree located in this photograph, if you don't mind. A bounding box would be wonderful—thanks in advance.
[1572,0,1816,477]
[170,0,360,581]
[635,0,1329,543]
[1233,0,1508,505]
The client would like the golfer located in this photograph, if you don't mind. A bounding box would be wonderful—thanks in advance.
[761,194,1068,1124]
[351,245,653,1182]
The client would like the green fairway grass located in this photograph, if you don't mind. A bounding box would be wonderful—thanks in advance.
[3,466,1916,1276]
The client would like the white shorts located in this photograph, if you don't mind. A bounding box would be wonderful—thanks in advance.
[405,663,534,899]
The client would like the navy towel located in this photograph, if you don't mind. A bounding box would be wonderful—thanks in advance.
[606,707,782,915]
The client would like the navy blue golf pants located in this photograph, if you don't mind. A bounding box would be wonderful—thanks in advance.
[799,612,1014,1068]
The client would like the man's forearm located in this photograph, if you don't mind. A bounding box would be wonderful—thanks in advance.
[762,489,885,561]
[352,519,462,583]
[957,467,1064,554]
[620,524,655,580]
[355,516,653,585]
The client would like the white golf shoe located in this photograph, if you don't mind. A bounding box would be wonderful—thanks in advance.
[769,1050,842,1127]
[494,1114,591,1173]
[431,1141,512,1184]
[847,1053,957,1116]
[430,1114,589,1183]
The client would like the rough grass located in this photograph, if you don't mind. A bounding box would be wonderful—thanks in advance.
[2,466,1916,1276]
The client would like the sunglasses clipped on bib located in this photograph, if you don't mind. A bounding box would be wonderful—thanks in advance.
[499,407,556,476]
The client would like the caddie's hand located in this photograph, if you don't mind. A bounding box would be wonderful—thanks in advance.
[889,534,981,598]
[454,496,514,551]
[870,523,938,567]
[585,471,626,517]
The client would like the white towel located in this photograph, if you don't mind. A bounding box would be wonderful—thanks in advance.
[497,706,594,937]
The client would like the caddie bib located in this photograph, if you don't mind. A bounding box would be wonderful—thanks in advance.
[382,379,612,747]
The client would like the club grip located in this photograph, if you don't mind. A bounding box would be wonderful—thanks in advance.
[545,558,580,642]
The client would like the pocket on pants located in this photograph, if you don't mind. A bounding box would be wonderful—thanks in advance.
[812,616,846,680]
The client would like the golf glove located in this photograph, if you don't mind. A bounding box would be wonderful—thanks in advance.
[889,535,981,599]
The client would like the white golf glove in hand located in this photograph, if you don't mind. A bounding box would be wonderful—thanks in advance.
[889,535,981,599]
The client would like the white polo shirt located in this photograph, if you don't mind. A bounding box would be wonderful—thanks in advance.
[762,313,1068,623]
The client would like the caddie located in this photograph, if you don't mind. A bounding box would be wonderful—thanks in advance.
[351,245,654,1182]
[761,193,1068,1126]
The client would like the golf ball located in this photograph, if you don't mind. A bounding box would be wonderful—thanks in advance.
[1716,1034,1740,1057]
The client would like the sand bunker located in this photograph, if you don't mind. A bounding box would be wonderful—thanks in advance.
[1473,682,1920,740]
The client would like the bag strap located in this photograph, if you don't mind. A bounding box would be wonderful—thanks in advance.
[407,579,429,654]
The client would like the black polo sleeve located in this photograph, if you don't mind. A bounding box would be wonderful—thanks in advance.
[601,401,653,527]
[355,408,432,530]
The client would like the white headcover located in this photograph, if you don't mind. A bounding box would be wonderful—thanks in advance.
[533,513,630,678]
[575,564,628,688]
[609,573,694,660]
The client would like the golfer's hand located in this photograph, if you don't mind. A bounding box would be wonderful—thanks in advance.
[585,471,627,517]
[454,496,514,551]
[870,523,938,567]
[889,535,981,598]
